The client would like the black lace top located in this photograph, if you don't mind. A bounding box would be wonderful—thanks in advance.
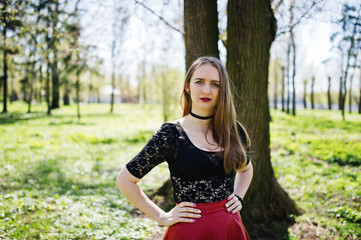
[126,122,250,203]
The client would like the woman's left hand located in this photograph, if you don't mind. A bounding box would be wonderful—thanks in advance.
[225,193,243,214]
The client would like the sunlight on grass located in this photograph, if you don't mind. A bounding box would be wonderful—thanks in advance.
[1,103,360,239]
[270,109,361,239]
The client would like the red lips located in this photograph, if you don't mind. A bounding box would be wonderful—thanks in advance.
[200,98,211,102]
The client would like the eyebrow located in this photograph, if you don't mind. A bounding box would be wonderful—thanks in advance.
[194,78,220,82]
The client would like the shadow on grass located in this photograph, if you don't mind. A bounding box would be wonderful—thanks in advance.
[0,111,49,124]
[7,158,118,198]
[0,111,119,125]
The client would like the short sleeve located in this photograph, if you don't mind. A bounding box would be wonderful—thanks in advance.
[126,123,178,179]
[236,122,251,166]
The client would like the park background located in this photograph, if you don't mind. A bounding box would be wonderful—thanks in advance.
[1,0,360,239]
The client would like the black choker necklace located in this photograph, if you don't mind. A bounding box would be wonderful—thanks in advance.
[190,111,214,120]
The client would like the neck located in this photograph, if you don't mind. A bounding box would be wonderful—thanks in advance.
[190,111,214,120]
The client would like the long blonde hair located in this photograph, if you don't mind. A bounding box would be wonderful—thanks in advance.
[180,56,250,174]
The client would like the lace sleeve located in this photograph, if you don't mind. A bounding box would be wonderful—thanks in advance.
[126,123,178,179]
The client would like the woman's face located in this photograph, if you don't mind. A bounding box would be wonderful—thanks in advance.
[186,64,220,115]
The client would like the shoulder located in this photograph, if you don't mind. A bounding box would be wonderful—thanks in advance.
[157,122,181,138]
[236,121,249,147]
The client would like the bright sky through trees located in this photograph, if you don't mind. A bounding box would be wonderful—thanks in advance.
[78,0,359,93]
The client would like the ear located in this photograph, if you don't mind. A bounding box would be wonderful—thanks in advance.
[184,83,190,94]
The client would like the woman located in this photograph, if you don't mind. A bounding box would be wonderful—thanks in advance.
[116,56,253,240]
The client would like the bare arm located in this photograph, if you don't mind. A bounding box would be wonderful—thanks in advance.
[234,162,253,198]
[116,167,201,226]
[225,162,253,213]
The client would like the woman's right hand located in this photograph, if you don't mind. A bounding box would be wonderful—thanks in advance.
[159,202,201,226]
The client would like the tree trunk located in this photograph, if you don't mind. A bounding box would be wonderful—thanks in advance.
[50,1,60,109]
[303,79,307,109]
[110,65,115,113]
[286,37,291,114]
[27,51,36,113]
[63,92,70,105]
[45,13,51,115]
[76,71,81,120]
[290,0,296,116]
[339,76,343,110]
[63,75,70,106]
[359,74,361,114]
[328,76,332,110]
[273,63,278,109]
[38,62,43,103]
[348,68,354,113]
[110,35,116,112]
[311,76,315,109]
[46,49,51,115]
[227,0,301,238]
[281,66,285,111]
[184,0,219,70]
[2,15,8,113]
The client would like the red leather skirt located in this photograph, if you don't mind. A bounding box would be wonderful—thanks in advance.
[163,199,250,240]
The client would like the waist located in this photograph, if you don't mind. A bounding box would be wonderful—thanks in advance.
[176,199,228,214]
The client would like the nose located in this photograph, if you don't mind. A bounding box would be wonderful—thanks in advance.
[202,84,211,94]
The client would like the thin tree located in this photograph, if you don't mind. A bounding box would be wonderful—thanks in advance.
[281,66,285,111]
[272,59,280,109]
[286,34,291,114]
[348,66,355,113]
[1,0,24,113]
[311,76,315,109]
[303,79,307,109]
[109,0,129,113]
[227,0,301,237]
[26,13,42,113]
[50,0,60,109]
[359,70,361,114]
[331,4,361,120]
[328,76,332,109]
[290,0,296,116]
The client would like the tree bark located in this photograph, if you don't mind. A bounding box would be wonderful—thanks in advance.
[227,0,301,238]
[328,76,332,110]
[184,0,219,70]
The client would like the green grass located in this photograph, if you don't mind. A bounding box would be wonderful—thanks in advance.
[270,109,361,239]
[1,102,176,239]
[1,103,360,239]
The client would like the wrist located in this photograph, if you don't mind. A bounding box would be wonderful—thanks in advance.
[157,211,167,225]
[234,194,244,206]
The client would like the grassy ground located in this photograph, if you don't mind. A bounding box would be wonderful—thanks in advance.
[0,102,360,239]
